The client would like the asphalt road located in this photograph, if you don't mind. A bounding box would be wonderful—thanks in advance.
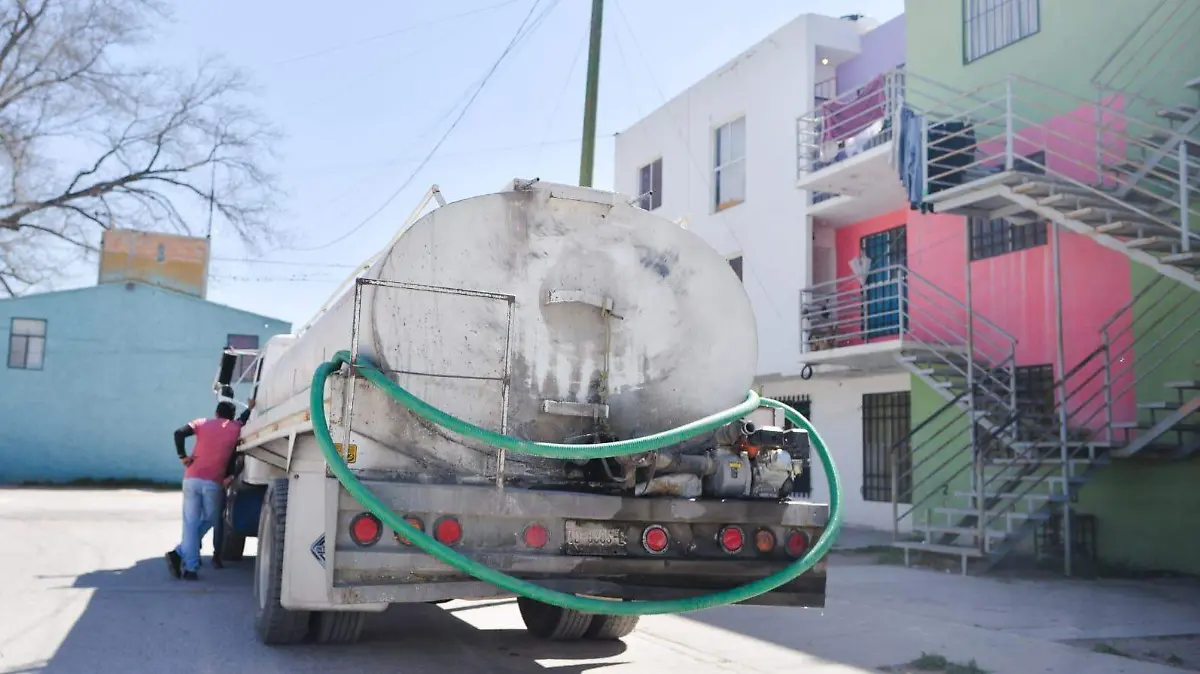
[2,488,1196,674]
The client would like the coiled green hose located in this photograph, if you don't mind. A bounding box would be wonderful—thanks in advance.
[311,351,841,616]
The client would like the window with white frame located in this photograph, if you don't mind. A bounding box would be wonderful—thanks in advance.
[637,158,662,211]
[963,0,1040,63]
[8,318,46,370]
[713,117,746,212]
[227,334,260,382]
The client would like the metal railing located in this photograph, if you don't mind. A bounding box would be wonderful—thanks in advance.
[796,68,906,180]
[904,72,1199,255]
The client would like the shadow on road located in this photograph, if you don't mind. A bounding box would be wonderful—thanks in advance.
[41,555,628,674]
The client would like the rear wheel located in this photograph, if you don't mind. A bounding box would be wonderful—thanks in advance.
[584,615,640,640]
[517,597,594,641]
[310,611,367,644]
[253,479,311,645]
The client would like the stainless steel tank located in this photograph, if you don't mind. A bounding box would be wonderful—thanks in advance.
[256,180,758,485]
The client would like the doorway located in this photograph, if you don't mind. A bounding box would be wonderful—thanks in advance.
[860,225,908,339]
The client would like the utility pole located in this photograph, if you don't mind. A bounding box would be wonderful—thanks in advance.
[578,0,604,187]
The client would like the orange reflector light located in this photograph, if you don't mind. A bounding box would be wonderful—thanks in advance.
[754,528,776,553]
[394,515,425,546]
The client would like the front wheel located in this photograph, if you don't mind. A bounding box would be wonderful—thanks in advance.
[253,479,311,645]
[517,597,594,641]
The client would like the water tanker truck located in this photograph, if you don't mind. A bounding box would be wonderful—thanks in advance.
[214,179,836,646]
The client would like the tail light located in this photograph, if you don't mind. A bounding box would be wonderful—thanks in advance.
[642,524,670,554]
[434,516,463,546]
[349,513,382,547]
[718,525,744,554]
[753,528,776,553]
[522,523,549,549]
[394,515,425,546]
[785,530,810,558]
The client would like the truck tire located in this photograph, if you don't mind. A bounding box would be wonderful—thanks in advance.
[584,615,640,641]
[517,597,594,641]
[253,478,311,645]
[310,611,367,644]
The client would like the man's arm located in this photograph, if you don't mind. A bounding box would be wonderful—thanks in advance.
[236,399,256,426]
[175,424,196,465]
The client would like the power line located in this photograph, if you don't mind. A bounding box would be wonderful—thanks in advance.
[210,257,358,268]
[271,0,525,67]
[533,19,590,167]
[286,0,557,254]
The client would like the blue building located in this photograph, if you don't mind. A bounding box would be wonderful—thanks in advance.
[0,280,289,484]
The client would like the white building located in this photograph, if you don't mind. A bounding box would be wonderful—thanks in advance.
[613,12,910,531]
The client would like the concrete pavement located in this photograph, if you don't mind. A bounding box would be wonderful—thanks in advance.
[0,488,1196,674]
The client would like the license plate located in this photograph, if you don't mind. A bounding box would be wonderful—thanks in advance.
[564,521,627,556]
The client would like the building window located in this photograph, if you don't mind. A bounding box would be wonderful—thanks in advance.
[777,395,814,497]
[227,334,260,382]
[8,318,47,370]
[862,391,912,504]
[1015,364,1055,438]
[728,255,743,282]
[713,117,746,212]
[637,158,662,211]
[969,217,1047,261]
[963,0,1040,63]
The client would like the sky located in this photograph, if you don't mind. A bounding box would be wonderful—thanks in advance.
[86,0,903,327]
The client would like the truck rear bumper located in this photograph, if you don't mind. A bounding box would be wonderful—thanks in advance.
[321,478,830,609]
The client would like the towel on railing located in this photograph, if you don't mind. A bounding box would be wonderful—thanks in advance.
[820,73,887,144]
[897,105,929,211]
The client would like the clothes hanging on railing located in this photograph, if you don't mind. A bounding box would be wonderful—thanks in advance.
[820,73,886,144]
[896,104,930,212]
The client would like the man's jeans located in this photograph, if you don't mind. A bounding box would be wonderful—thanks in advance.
[175,477,223,573]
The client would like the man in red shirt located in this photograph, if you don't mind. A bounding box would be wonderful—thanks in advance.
[165,399,254,580]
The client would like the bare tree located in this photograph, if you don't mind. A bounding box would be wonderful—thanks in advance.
[0,0,280,296]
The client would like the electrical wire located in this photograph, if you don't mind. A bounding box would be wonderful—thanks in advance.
[272,0,525,67]
[532,17,589,167]
[286,0,556,254]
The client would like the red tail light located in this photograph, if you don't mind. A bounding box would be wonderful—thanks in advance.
[434,516,463,546]
[349,513,382,546]
[785,530,810,558]
[394,515,425,546]
[642,525,669,554]
[522,523,549,549]
[754,528,777,553]
[718,526,744,554]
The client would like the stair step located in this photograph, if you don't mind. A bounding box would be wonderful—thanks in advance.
[1187,76,1200,91]
[1095,220,1182,238]
[1162,252,1200,269]
[1143,133,1200,156]
[1126,236,1182,253]
[1157,105,1199,123]
[1066,206,1155,225]
[891,541,986,557]
[954,490,1062,503]
[1139,401,1182,410]
[914,524,1008,540]
[987,457,1100,466]
[1165,380,1200,390]
[935,507,1052,523]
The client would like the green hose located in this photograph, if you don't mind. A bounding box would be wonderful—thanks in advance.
[311,352,842,616]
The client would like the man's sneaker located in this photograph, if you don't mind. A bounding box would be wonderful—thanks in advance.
[165,550,182,579]
[182,571,199,581]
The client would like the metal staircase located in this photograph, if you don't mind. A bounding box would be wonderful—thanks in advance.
[883,59,1200,573]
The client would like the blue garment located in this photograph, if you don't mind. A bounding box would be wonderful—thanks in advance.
[897,105,927,211]
[175,477,224,573]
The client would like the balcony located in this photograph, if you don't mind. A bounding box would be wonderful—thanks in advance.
[796,68,908,226]
[798,264,1015,375]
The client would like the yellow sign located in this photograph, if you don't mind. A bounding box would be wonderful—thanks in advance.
[333,443,358,464]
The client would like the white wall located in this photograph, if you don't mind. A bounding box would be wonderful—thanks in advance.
[613,14,863,377]
[760,372,912,532]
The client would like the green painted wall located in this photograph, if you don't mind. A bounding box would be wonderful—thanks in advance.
[909,375,972,526]
[1128,264,1200,409]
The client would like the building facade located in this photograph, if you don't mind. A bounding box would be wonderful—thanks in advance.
[615,0,1199,574]
[795,0,1199,573]
[0,281,289,485]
